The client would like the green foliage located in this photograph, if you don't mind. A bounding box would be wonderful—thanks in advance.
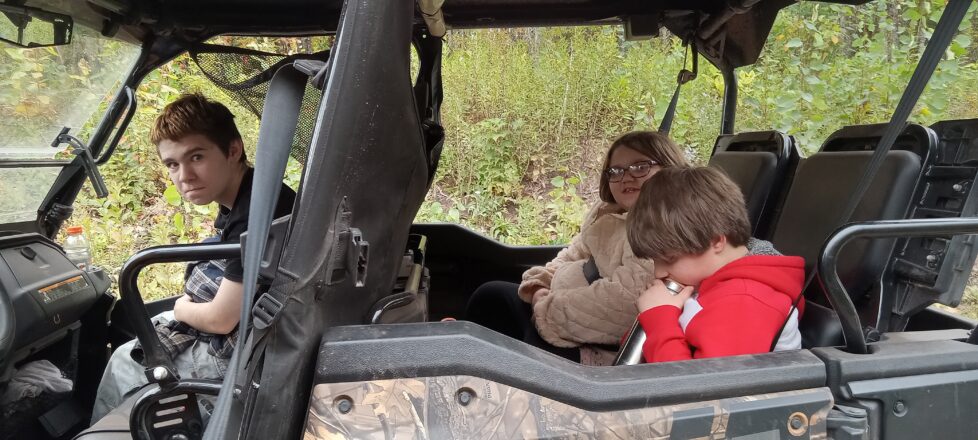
[0,25,139,223]
[0,27,139,147]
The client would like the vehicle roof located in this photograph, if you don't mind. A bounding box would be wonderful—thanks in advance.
[27,0,871,68]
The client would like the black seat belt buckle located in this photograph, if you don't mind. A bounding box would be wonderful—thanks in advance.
[253,290,284,329]
[582,256,601,285]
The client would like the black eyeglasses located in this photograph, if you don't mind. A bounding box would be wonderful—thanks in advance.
[604,160,658,183]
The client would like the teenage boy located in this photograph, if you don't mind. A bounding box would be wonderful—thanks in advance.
[626,166,804,363]
[91,94,296,422]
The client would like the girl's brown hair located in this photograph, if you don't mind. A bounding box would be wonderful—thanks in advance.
[598,131,689,204]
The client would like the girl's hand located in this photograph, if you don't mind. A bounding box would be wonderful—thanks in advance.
[531,288,550,306]
[637,279,694,312]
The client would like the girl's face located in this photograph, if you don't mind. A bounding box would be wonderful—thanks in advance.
[606,146,661,210]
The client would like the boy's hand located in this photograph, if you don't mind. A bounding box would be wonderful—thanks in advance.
[637,279,694,312]
[173,294,191,321]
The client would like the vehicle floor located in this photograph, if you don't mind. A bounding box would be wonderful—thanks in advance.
[0,389,83,440]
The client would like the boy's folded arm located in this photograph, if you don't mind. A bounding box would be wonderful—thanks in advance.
[173,278,244,335]
[684,295,786,359]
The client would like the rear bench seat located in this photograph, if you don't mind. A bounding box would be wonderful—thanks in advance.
[710,125,937,348]
[771,124,936,348]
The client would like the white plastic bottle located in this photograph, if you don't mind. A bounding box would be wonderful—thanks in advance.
[64,225,92,271]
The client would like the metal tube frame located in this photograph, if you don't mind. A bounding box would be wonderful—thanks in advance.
[96,85,137,165]
[118,243,241,379]
[818,218,978,355]
[0,160,72,168]
[721,67,737,135]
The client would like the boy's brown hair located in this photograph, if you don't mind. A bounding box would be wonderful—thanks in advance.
[627,166,750,262]
[599,131,689,204]
[150,93,246,163]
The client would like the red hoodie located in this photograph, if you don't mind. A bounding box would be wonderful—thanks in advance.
[637,255,806,363]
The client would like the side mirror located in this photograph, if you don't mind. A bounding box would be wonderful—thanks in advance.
[0,3,72,48]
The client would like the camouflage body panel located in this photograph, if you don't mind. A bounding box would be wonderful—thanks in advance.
[303,375,832,439]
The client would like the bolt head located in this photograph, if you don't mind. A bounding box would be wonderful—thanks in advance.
[457,388,475,406]
[336,397,353,414]
[152,367,168,381]
[787,412,809,436]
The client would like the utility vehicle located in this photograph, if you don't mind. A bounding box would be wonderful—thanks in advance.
[1,0,978,439]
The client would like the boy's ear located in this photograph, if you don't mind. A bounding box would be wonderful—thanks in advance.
[227,139,244,162]
[711,235,727,253]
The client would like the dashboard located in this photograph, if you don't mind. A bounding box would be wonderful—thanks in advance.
[0,233,110,370]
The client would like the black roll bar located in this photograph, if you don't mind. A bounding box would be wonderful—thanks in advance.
[818,218,978,355]
[96,85,137,165]
[720,67,737,135]
[118,243,241,380]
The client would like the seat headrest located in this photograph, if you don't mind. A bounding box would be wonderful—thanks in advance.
[709,151,778,230]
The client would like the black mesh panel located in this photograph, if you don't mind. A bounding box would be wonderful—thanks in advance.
[190,43,328,165]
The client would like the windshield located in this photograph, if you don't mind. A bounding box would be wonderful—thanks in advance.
[0,23,140,159]
[0,21,139,224]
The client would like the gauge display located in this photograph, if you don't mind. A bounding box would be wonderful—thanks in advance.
[38,275,90,304]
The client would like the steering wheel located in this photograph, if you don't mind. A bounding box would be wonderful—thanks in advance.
[0,282,16,381]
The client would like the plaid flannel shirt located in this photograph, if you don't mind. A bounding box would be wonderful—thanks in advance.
[132,258,237,365]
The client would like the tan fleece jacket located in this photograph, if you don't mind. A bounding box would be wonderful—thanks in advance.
[518,202,654,350]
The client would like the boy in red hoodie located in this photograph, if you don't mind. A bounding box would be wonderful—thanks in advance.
[626,166,805,363]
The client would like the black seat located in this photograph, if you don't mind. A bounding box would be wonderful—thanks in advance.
[775,124,937,348]
[778,151,921,348]
[800,302,843,349]
[710,130,799,240]
[773,150,922,292]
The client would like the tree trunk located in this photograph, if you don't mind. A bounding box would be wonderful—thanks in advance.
[885,1,899,63]
[970,4,978,62]
[839,5,855,57]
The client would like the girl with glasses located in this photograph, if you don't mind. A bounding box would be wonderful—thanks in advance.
[467,131,689,364]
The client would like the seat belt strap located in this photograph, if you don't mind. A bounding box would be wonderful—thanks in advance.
[658,43,697,135]
[205,63,309,440]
